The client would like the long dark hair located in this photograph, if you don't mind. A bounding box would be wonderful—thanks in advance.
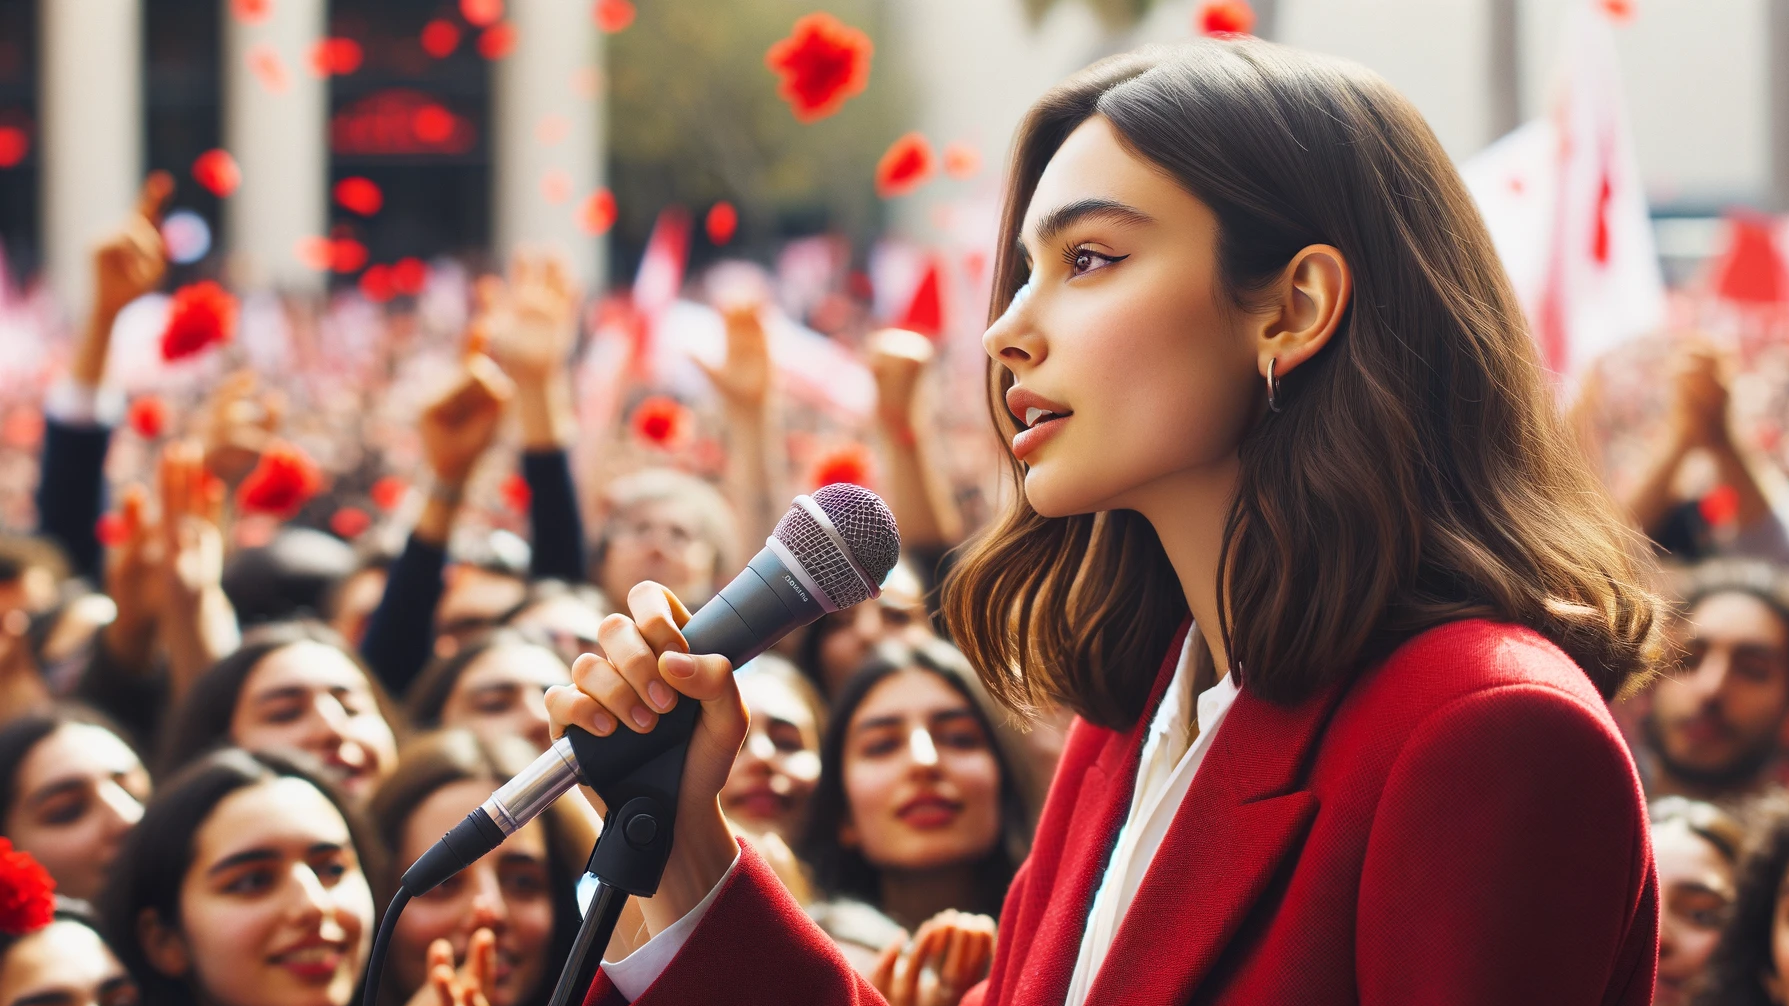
[403,626,559,730]
[0,705,140,832]
[98,748,387,1006]
[1695,797,1789,1006]
[158,620,404,777]
[940,40,1657,728]
[366,730,583,1006]
[799,643,1028,918]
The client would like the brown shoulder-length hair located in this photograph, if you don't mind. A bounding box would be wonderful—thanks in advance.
[942,40,1658,729]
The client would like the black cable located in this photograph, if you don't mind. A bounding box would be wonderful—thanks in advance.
[362,886,413,1006]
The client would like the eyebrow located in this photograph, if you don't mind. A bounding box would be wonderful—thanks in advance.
[1023,198,1154,253]
[208,842,345,876]
[25,778,88,808]
[852,708,976,735]
[12,991,76,1006]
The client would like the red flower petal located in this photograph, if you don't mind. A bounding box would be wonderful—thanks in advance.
[630,396,692,450]
[1601,0,1635,21]
[192,149,242,198]
[593,0,635,33]
[95,513,129,548]
[810,442,875,490]
[705,201,738,245]
[1196,0,1255,36]
[412,105,456,144]
[578,189,617,235]
[160,281,238,361]
[477,23,517,60]
[875,133,935,198]
[359,264,395,302]
[765,13,873,123]
[0,127,29,169]
[370,476,409,512]
[0,839,57,937]
[499,474,533,514]
[329,238,368,274]
[230,0,271,23]
[391,258,428,296]
[330,506,372,540]
[308,37,363,77]
[333,176,383,216]
[461,0,504,27]
[942,142,981,179]
[247,43,290,94]
[421,20,461,58]
[1700,484,1741,527]
[237,441,324,516]
[127,395,168,439]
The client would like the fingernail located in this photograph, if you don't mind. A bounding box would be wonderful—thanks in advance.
[662,652,695,678]
[590,711,615,735]
[647,681,674,711]
[631,706,654,730]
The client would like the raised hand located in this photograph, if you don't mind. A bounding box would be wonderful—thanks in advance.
[869,910,997,1006]
[203,370,287,485]
[419,354,515,488]
[1667,345,1729,450]
[405,929,496,1006]
[100,485,165,670]
[695,296,775,412]
[865,327,935,430]
[478,252,581,388]
[154,440,239,696]
[76,172,174,387]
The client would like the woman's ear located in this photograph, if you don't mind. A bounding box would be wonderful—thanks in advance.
[1254,244,1352,381]
[137,908,191,979]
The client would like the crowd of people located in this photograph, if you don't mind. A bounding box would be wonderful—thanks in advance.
[0,158,1787,1006]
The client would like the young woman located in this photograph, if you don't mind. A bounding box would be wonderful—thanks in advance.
[549,38,1659,1004]
[368,730,585,1006]
[718,656,826,844]
[1650,797,1743,1006]
[404,629,571,753]
[0,709,151,903]
[100,749,382,1006]
[794,564,936,699]
[159,622,402,802]
[0,877,140,1006]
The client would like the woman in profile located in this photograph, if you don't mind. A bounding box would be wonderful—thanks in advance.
[548,37,1660,1005]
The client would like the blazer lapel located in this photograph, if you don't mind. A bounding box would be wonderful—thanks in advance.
[1083,678,1347,1005]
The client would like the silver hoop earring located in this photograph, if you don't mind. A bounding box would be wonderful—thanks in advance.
[1266,357,1283,413]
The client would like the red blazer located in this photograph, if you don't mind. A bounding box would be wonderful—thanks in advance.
[586,618,1658,1005]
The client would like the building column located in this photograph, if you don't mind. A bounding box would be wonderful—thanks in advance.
[1771,0,1789,210]
[223,0,327,291]
[493,0,606,289]
[1487,0,1521,142]
[40,0,142,320]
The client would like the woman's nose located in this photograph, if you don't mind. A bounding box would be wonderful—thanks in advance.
[96,780,144,835]
[982,276,1044,368]
[469,870,509,931]
[305,696,351,747]
[743,729,777,765]
[906,726,940,770]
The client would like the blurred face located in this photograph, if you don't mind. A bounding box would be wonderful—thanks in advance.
[160,778,373,1006]
[839,669,1001,873]
[507,595,607,667]
[981,115,1257,520]
[230,643,399,802]
[392,781,553,1006]
[598,499,720,605]
[1652,821,1734,1006]
[439,644,570,753]
[438,569,528,642]
[0,920,138,1006]
[1648,593,1789,791]
[815,601,935,698]
[720,674,822,841]
[5,724,150,902]
[327,568,387,650]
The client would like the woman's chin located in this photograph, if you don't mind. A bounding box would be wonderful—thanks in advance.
[1023,469,1104,519]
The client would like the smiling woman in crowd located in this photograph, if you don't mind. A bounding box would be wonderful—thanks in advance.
[403,629,570,754]
[99,749,383,1006]
[719,656,827,845]
[158,623,402,803]
[1650,796,1743,1006]
[0,890,140,1006]
[0,709,151,903]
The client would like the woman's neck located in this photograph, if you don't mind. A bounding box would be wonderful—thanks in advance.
[876,861,984,930]
[1127,460,1240,678]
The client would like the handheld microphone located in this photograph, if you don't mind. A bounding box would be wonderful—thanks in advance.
[400,483,901,895]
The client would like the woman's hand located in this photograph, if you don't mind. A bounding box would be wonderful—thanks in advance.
[154,440,240,696]
[477,253,580,449]
[405,929,496,1006]
[75,172,173,387]
[545,581,747,937]
[865,327,934,432]
[202,370,286,485]
[418,354,515,489]
[869,911,997,1006]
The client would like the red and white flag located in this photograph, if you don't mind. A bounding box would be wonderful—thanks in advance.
[1461,0,1664,381]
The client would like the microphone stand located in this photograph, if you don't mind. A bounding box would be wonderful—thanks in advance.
[544,701,702,1006]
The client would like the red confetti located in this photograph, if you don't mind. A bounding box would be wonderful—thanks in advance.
[942,143,981,179]
[237,441,324,516]
[329,506,372,539]
[0,127,28,169]
[1601,0,1635,21]
[593,0,635,32]
[359,264,395,302]
[421,19,461,58]
[127,395,168,439]
[160,281,238,361]
[499,474,533,514]
[230,0,271,23]
[1700,484,1741,528]
[630,396,692,450]
[192,149,242,198]
[329,238,368,274]
[333,176,384,216]
[461,0,504,27]
[875,133,935,198]
[811,442,875,490]
[540,169,572,205]
[392,257,428,296]
[705,201,738,245]
[412,105,456,144]
[247,44,290,93]
[370,476,409,511]
[478,23,517,60]
[308,37,363,77]
[1196,0,1255,36]
[578,189,617,235]
[95,512,129,548]
[294,236,334,271]
[0,839,56,937]
[765,13,873,123]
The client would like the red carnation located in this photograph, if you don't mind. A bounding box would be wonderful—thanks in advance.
[705,202,738,245]
[359,265,395,302]
[0,839,56,937]
[1196,0,1255,36]
[499,474,533,514]
[875,133,935,198]
[593,0,635,33]
[329,506,372,540]
[95,512,129,548]
[810,442,874,490]
[421,19,461,58]
[765,13,873,123]
[308,37,363,77]
[192,149,241,198]
[334,177,383,216]
[391,258,428,296]
[161,281,238,361]
[578,189,617,236]
[237,441,324,516]
[1700,484,1741,528]
[478,23,517,60]
[370,476,409,512]
[0,127,30,169]
[330,238,368,274]
[127,395,168,439]
[630,396,692,451]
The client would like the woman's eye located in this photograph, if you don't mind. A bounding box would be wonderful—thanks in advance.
[311,859,348,885]
[500,866,548,897]
[939,727,988,751]
[858,735,901,758]
[40,794,90,826]
[224,868,275,895]
[262,704,305,725]
[1066,247,1126,277]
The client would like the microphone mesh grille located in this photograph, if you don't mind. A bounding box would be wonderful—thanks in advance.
[770,484,901,610]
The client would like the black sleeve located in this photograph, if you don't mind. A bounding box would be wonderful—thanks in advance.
[523,448,587,583]
[37,418,113,581]
[72,642,168,756]
[359,534,448,698]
